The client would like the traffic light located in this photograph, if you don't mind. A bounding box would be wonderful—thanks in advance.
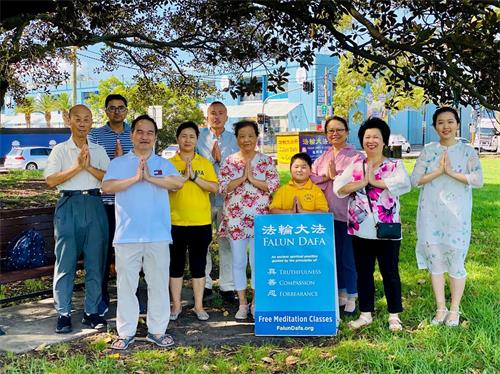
[257,113,270,124]
[302,81,314,93]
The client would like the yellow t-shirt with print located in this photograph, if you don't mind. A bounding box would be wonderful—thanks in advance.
[270,178,328,212]
[169,153,218,226]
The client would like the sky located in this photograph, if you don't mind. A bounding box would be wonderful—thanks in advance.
[72,44,139,83]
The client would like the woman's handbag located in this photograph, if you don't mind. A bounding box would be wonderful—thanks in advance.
[363,162,402,240]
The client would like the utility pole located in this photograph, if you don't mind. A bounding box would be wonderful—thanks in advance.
[71,47,78,106]
[324,67,328,106]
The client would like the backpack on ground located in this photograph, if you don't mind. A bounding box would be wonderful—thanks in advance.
[5,228,48,270]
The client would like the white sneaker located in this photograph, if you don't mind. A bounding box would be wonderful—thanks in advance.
[235,304,249,320]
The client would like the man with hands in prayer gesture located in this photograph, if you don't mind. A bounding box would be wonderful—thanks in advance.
[45,104,110,334]
[102,114,184,350]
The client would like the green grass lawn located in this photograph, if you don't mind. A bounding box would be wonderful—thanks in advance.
[1,157,499,373]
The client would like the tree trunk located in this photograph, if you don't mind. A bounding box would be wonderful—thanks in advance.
[45,112,51,128]
[0,77,8,109]
[62,110,70,127]
[25,113,31,128]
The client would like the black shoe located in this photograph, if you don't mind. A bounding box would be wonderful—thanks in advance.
[82,313,107,330]
[55,315,72,334]
[220,290,238,303]
[97,299,109,317]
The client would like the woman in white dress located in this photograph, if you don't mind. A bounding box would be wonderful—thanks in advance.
[411,107,483,327]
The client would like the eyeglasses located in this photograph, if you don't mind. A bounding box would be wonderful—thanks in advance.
[326,128,346,134]
[106,106,127,113]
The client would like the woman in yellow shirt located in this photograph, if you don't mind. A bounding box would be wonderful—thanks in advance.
[169,122,218,321]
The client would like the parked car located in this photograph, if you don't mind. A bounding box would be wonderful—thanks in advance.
[161,144,179,159]
[389,134,411,153]
[4,147,52,170]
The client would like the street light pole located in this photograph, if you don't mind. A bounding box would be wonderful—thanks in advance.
[71,47,78,106]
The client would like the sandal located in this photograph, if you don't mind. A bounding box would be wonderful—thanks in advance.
[388,316,403,332]
[343,298,357,315]
[430,308,448,325]
[348,313,373,330]
[111,336,135,350]
[192,309,209,321]
[235,304,249,320]
[170,308,182,321]
[445,310,461,327]
[146,333,175,348]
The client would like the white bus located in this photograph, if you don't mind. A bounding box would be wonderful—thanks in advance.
[474,118,499,152]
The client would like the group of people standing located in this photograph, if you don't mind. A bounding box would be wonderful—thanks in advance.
[44,94,483,350]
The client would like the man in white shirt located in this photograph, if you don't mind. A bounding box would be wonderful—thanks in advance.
[44,105,110,334]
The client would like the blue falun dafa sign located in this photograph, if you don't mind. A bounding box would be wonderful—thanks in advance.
[254,213,339,336]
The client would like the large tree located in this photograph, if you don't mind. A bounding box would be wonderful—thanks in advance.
[1,1,498,111]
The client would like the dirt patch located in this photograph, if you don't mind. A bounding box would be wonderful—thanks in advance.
[0,179,58,210]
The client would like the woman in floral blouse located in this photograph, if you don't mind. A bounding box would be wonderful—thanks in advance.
[411,107,483,327]
[334,117,411,332]
[219,120,280,320]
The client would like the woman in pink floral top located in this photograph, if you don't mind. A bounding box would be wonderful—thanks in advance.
[218,120,279,320]
[334,117,411,332]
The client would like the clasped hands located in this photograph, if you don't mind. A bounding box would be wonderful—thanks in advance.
[211,141,221,163]
[292,196,305,213]
[76,144,92,171]
[360,161,380,188]
[182,159,197,181]
[240,159,258,184]
[133,157,154,182]
[322,159,337,181]
[436,151,454,176]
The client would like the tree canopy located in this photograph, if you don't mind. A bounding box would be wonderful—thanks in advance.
[1,0,498,111]
[86,76,205,147]
[333,53,426,124]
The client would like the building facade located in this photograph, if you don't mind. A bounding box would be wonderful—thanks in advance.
[201,54,476,147]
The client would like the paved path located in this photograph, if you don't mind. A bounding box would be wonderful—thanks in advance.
[0,288,305,354]
[0,293,111,354]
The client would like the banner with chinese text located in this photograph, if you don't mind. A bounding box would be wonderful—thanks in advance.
[254,213,338,336]
[298,134,330,162]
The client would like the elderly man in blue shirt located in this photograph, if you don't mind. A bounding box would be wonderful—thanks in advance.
[197,101,239,302]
